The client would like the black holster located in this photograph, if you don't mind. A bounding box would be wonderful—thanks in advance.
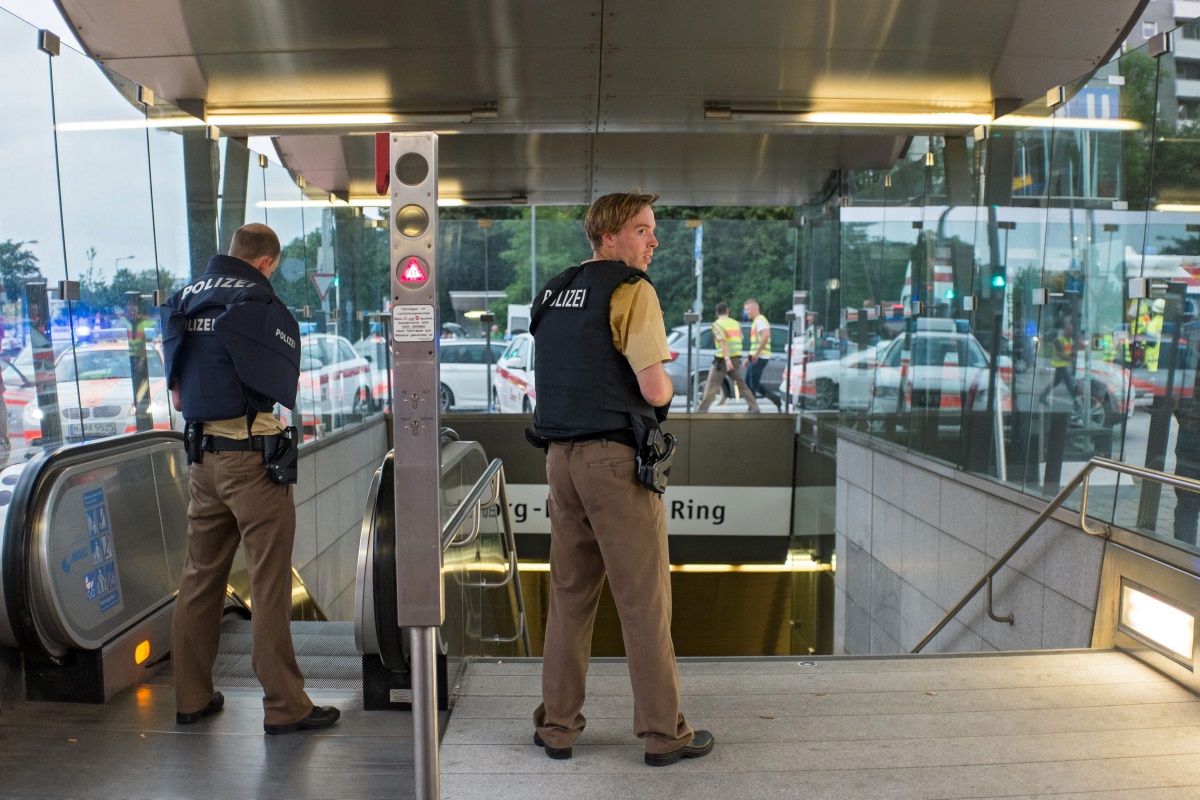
[263,426,298,484]
[631,414,676,494]
[524,427,551,453]
[184,421,204,465]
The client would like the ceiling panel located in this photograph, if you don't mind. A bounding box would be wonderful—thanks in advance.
[57,0,1146,205]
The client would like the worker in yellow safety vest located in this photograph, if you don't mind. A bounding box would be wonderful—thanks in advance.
[1039,317,1077,406]
[697,302,759,413]
[1125,298,1165,371]
[1144,298,1165,372]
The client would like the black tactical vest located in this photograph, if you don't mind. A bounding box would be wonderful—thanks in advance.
[158,255,301,421]
[531,261,656,440]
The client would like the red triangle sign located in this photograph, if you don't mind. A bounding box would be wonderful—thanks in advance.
[399,257,428,283]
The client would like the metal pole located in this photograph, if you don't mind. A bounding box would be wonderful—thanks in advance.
[482,311,495,413]
[409,626,440,800]
[684,310,699,413]
[388,133,445,800]
[785,311,795,414]
[688,220,703,315]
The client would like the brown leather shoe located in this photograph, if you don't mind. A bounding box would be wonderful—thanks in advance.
[264,705,340,735]
[533,731,572,759]
[176,692,224,725]
[644,730,715,766]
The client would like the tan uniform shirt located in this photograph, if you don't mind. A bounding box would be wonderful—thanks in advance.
[204,413,286,439]
[609,280,671,373]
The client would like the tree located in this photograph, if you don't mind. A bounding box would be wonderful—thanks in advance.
[0,240,43,301]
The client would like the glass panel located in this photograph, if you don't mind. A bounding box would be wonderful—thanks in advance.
[45,41,169,451]
[0,9,61,464]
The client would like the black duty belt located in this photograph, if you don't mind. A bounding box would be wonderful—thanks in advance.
[201,434,281,453]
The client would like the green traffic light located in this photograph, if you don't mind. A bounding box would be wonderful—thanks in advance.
[991,274,1006,288]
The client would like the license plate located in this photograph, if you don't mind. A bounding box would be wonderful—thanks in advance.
[66,422,118,438]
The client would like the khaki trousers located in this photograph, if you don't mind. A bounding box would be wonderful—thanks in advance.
[172,450,312,727]
[533,439,693,755]
[698,358,759,412]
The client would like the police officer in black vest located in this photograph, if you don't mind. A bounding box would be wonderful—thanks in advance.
[528,192,714,766]
[159,223,339,735]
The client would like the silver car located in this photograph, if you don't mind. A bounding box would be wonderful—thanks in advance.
[664,322,793,403]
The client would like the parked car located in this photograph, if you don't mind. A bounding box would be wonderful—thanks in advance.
[493,332,536,413]
[22,342,174,446]
[665,322,792,403]
[438,338,507,411]
[783,343,882,411]
[1,357,34,453]
[784,321,1012,415]
[1072,359,1144,427]
[353,331,392,411]
[865,328,1011,416]
[297,333,375,419]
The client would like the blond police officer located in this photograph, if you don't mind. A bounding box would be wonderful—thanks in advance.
[526,192,715,766]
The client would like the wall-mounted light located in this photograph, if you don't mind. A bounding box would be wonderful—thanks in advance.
[1120,582,1195,662]
[701,104,1141,131]
[55,106,498,133]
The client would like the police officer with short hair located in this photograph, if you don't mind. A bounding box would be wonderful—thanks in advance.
[159,223,339,735]
[528,192,714,766]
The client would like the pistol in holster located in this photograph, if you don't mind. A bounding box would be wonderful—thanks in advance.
[263,426,299,485]
[184,421,204,465]
[636,426,677,494]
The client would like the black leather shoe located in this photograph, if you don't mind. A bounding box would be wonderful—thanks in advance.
[176,692,224,725]
[264,705,341,735]
[644,730,715,766]
[533,731,572,760]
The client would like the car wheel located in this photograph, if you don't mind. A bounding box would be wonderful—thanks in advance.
[439,383,454,412]
[811,378,837,410]
[352,388,371,418]
[522,396,533,414]
[1070,388,1109,428]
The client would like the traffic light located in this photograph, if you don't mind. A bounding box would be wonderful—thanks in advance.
[991,272,1006,289]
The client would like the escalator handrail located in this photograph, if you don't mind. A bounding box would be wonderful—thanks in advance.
[443,459,531,655]
[912,455,1200,653]
[1,431,184,664]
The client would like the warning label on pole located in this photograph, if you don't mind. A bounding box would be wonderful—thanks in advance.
[392,304,436,342]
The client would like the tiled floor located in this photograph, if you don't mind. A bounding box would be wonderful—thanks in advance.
[2,648,1199,799]
[441,650,1200,800]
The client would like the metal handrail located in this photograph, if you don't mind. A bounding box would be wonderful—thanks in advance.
[912,456,1200,653]
[440,458,531,655]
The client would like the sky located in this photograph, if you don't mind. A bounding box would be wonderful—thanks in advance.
[1,0,80,50]
[0,0,284,292]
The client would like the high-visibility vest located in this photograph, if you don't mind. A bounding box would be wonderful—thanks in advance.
[1051,334,1073,368]
[751,314,772,357]
[712,316,744,357]
[1144,314,1163,372]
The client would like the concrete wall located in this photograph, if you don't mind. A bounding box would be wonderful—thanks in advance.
[293,415,389,621]
[834,430,1106,655]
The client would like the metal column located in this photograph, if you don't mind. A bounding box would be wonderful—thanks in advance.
[388,133,444,800]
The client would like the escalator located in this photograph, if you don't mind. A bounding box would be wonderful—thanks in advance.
[0,428,523,707]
